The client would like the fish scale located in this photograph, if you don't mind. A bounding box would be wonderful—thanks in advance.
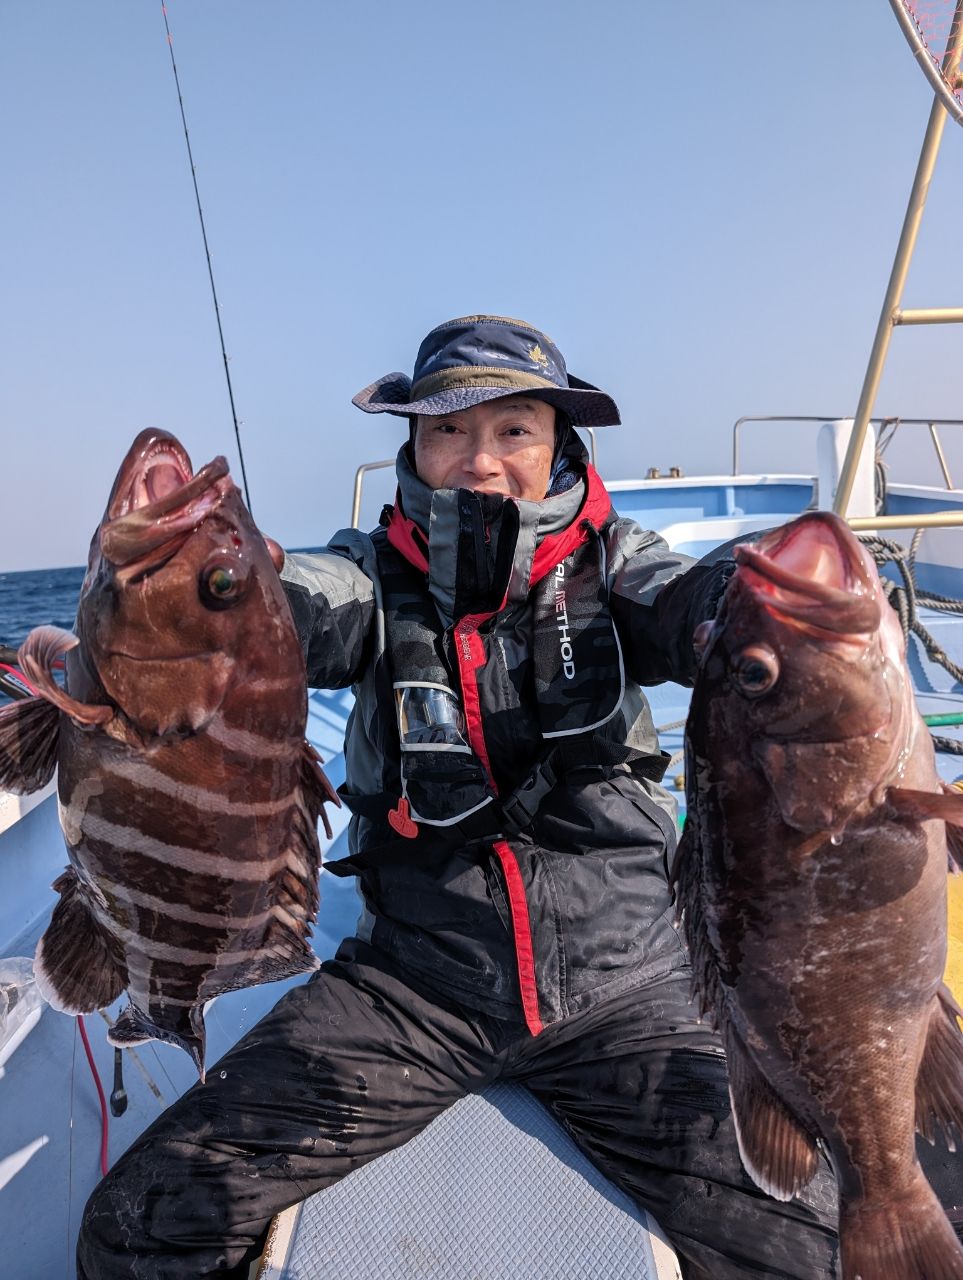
[0,428,338,1078]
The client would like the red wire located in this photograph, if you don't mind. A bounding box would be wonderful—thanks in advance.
[77,1015,110,1177]
[10,659,108,1174]
[7,659,107,1172]
[0,662,40,697]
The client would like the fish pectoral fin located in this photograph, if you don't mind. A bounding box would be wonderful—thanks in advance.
[724,1024,820,1201]
[915,984,963,1151]
[0,696,60,793]
[887,785,963,870]
[943,784,963,872]
[18,626,113,729]
[109,1003,208,1083]
[887,785,963,825]
[33,868,127,1013]
[301,740,342,840]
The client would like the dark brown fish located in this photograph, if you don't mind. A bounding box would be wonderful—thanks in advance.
[675,511,963,1279]
[0,429,338,1078]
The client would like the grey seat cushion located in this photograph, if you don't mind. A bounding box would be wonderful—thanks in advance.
[262,1081,680,1279]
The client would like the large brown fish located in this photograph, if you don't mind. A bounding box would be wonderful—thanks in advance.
[0,429,338,1078]
[675,511,963,1279]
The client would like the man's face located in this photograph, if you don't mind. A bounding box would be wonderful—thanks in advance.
[413,397,556,500]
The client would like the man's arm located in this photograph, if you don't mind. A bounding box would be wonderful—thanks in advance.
[606,519,734,687]
[281,528,377,689]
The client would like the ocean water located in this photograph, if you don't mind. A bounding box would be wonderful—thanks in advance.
[0,550,327,652]
[0,565,85,650]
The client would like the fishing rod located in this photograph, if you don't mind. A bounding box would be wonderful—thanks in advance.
[159,2,254,515]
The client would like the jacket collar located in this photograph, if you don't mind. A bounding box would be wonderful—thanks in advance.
[389,445,612,626]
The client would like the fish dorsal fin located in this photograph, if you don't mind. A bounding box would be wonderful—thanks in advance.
[0,696,60,793]
[915,984,963,1150]
[301,739,342,840]
[18,626,113,728]
[197,743,327,1012]
[673,822,721,1023]
[724,1023,820,1202]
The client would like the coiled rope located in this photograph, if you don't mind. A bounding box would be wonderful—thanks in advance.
[859,533,963,756]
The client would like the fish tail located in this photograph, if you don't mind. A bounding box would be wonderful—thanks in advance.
[840,1173,963,1279]
[34,867,127,1013]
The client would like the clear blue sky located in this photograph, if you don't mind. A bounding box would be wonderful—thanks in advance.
[3,0,963,571]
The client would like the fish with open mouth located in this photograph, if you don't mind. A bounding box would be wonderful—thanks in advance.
[675,510,963,1278]
[0,428,339,1078]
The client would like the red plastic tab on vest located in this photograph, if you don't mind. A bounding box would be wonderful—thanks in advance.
[387,796,419,839]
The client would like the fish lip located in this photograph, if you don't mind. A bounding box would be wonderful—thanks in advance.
[732,513,880,635]
[99,429,233,570]
[106,429,197,522]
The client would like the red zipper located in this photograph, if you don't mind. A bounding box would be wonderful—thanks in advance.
[492,840,544,1036]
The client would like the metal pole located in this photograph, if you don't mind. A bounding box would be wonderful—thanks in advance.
[846,509,963,531]
[732,416,749,474]
[582,426,598,469]
[835,3,963,517]
[351,459,395,528]
[893,306,963,324]
[833,98,949,516]
[928,422,955,489]
[888,0,963,127]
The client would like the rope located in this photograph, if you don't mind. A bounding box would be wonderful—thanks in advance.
[860,534,963,686]
[859,535,963,752]
[159,3,253,514]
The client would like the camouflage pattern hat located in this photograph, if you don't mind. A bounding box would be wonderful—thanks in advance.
[352,315,621,428]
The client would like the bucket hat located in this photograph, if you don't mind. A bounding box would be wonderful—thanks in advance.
[352,315,621,428]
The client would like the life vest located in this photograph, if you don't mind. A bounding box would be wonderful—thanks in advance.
[373,472,629,837]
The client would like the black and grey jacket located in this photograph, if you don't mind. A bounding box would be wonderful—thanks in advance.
[281,445,731,1032]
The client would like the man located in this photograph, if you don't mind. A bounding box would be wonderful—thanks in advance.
[77,315,839,1278]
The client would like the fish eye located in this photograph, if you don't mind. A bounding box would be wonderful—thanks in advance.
[732,645,779,698]
[199,558,248,610]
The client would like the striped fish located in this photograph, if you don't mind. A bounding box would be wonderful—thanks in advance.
[0,429,338,1078]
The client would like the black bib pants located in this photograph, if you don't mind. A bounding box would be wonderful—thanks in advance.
[77,939,842,1280]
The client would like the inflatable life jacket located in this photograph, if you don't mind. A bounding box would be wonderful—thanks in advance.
[362,471,641,840]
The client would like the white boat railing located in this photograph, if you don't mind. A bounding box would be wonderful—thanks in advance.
[731,415,963,489]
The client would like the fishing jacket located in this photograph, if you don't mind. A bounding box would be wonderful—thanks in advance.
[281,446,732,1033]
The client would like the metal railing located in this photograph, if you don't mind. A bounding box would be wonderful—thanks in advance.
[834,7,963,524]
[733,414,963,489]
[732,416,840,476]
[350,459,395,528]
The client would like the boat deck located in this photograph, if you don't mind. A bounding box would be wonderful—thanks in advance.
[2,476,962,1278]
[259,612,963,1280]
